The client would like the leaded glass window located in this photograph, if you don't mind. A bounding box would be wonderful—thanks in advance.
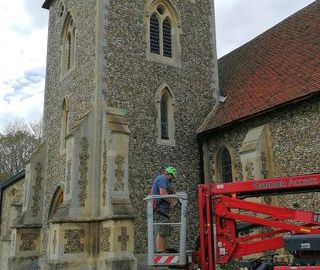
[221,148,232,183]
[163,18,172,58]
[160,93,169,139]
[150,13,160,54]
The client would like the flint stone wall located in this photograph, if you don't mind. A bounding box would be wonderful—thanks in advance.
[103,0,216,252]
[42,0,97,253]
[204,95,320,211]
[42,0,217,255]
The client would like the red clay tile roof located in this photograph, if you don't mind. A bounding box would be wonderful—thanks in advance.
[199,0,320,134]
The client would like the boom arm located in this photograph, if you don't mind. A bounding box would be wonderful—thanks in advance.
[197,174,320,270]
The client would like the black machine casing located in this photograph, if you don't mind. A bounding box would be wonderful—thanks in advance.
[284,234,320,266]
[284,234,320,251]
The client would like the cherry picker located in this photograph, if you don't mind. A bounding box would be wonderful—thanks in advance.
[145,173,320,269]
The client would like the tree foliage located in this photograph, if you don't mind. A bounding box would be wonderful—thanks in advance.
[0,119,42,181]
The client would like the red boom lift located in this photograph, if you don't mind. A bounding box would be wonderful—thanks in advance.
[196,173,320,270]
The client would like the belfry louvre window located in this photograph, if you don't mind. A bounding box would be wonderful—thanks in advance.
[61,13,76,76]
[160,93,169,139]
[163,18,172,57]
[148,7,172,58]
[58,3,64,18]
[150,13,160,54]
[147,2,179,62]
[220,148,232,183]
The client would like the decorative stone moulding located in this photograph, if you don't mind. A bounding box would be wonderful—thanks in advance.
[99,220,136,270]
[31,162,43,217]
[20,143,46,226]
[78,136,89,207]
[64,229,85,254]
[114,154,125,192]
[100,227,111,252]
[11,228,41,257]
[239,125,272,181]
[48,223,89,264]
[102,107,134,217]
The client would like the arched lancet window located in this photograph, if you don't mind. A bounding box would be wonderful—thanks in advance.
[60,97,69,150]
[67,33,72,69]
[146,0,180,64]
[48,187,64,220]
[160,92,169,139]
[156,85,175,145]
[150,13,160,54]
[61,13,76,75]
[219,147,233,183]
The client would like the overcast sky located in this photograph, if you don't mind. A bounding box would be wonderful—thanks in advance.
[0,0,315,132]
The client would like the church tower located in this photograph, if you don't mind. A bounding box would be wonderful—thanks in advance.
[9,0,219,269]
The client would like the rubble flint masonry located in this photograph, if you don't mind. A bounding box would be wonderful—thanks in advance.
[0,0,218,269]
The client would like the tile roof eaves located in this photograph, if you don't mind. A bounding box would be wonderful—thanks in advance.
[197,102,220,134]
[0,171,25,190]
[198,90,320,136]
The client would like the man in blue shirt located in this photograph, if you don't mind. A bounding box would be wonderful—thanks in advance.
[152,166,177,253]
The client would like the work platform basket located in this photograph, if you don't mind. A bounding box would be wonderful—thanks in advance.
[144,192,188,267]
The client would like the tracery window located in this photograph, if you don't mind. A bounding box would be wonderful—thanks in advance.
[146,1,180,65]
[61,13,76,76]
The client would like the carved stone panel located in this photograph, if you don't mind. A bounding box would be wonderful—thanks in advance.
[31,163,43,217]
[66,160,71,194]
[245,160,254,180]
[11,230,17,255]
[101,227,111,252]
[53,230,57,254]
[19,232,38,252]
[78,137,89,207]
[102,139,107,205]
[114,155,125,191]
[64,229,85,254]
[118,227,129,251]
[260,152,268,179]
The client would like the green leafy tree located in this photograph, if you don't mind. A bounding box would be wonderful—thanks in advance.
[0,119,42,181]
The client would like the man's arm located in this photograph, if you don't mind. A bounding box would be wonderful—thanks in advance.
[159,188,177,208]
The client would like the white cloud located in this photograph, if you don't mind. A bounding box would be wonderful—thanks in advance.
[0,0,47,132]
[215,0,315,57]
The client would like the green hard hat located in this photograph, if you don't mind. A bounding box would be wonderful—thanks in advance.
[165,166,177,178]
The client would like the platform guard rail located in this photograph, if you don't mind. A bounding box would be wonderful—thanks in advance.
[144,192,188,267]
